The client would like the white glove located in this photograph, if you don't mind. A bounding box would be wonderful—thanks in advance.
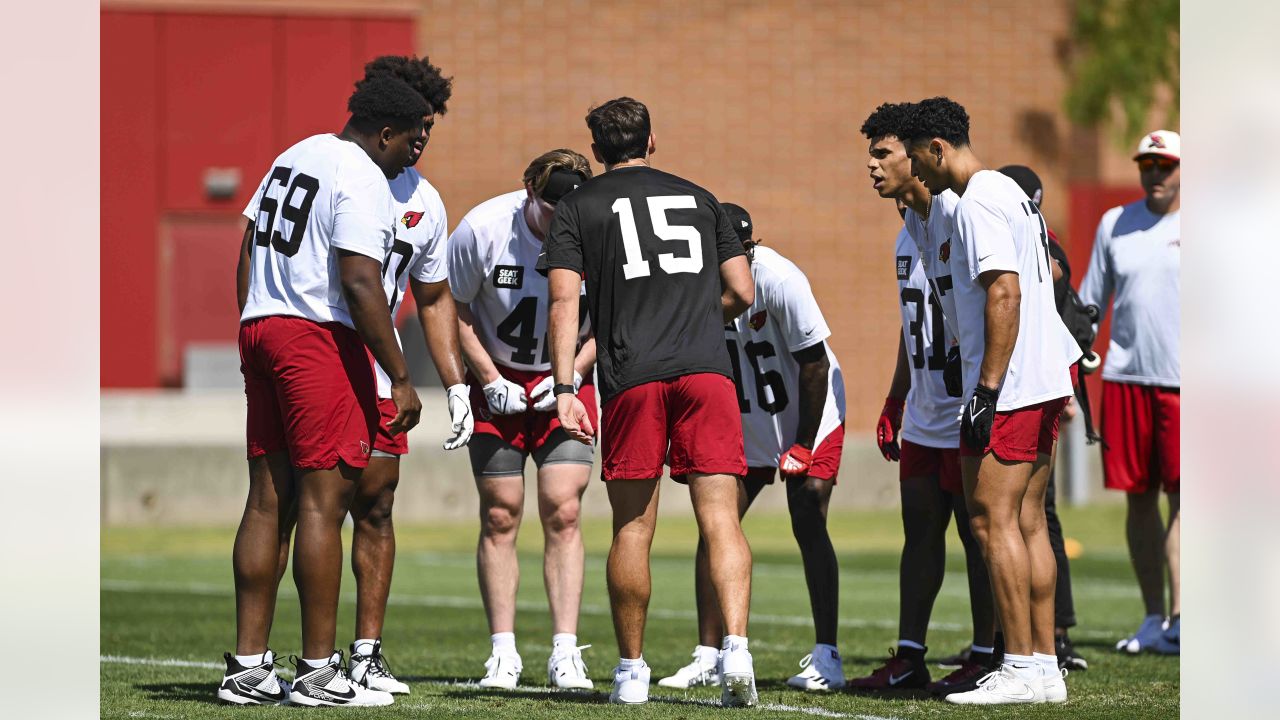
[530,371,583,412]
[443,383,473,450]
[483,376,528,415]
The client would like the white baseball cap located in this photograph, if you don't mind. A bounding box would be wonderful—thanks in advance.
[1133,130,1180,161]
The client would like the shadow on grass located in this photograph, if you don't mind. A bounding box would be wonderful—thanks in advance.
[135,681,225,707]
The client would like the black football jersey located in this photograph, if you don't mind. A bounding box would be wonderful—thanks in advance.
[543,165,744,401]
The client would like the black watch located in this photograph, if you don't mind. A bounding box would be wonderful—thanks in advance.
[553,383,577,397]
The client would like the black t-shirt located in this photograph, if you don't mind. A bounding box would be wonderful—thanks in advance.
[543,165,744,402]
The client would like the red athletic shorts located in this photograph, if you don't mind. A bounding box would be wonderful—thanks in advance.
[900,439,962,494]
[373,398,408,456]
[468,367,598,453]
[1101,381,1180,494]
[960,395,1070,462]
[601,372,747,481]
[747,424,845,484]
[239,315,377,470]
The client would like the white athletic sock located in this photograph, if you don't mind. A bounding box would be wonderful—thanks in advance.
[970,644,995,655]
[619,656,645,670]
[695,645,720,664]
[722,635,748,652]
[353,638,377,657]
[1002,653,1038,682]
[301,656,331,670]
[897,639,925,651]
[234,652,265,667]
[1033,652,1058,675]
[815,643,839,659]
[552,633,578,650]
[491,632,516,652]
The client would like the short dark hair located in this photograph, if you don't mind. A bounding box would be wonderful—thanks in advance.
[586,97,651,165]
[860,102,915,141]
[347,76,429,133]
[899,96,971,148]
[361,54,453,115]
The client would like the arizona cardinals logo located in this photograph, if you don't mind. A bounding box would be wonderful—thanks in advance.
[749,311,768,331]
[401,211,424,228]
[1147,133,1166,149]
[940,238,951,264]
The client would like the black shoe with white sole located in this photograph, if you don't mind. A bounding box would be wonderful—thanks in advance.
[216,649,290,705]
[289,651,394,707]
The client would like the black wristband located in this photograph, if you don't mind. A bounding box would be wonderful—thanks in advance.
[553,383,577,397]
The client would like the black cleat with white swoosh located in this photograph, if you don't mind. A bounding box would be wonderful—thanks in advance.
[216,649,290,705]
[288,651,394,707]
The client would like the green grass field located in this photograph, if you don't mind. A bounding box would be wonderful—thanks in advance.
[102,503,1178,718]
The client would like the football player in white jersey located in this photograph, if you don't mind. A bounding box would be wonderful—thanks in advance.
[847,103,995,697]
[337,55,473,696]
[446,150,597,690]
[902,97,1081,705]
[659,204,847,692]
[222,76,426,707]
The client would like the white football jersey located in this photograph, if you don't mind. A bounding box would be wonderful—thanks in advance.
[369,167,449,397]
[893,226,961,448]
[950,170,1080,411]
[241,134,396,329]
[904,190,962,342]
[447,190,588,372]
[725,246,845,468]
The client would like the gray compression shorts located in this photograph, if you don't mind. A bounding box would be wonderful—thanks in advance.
[467,428,595,477]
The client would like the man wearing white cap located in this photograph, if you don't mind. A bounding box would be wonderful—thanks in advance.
[1079,130,1181,655]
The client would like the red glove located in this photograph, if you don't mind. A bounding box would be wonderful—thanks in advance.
[779,444,813,478]
[877,397,905,462]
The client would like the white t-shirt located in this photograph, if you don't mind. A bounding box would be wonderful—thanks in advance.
[241,134,395,329]
[725,246,845,467]
[447,190,588,373]
[950,170,1080,411]
[893,226,961,448]
[1078,201,1180,387]
[368,167,449,397]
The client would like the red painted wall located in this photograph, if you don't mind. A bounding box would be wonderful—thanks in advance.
[101,8,412,387]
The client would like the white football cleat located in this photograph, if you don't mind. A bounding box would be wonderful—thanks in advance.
[944,666,1042,705]
[478,649,523,689]
[610,662,651,704]
[548,644,593,689]
[657,646,721,688]
[786,647,846,691]
[349,639,410,695]
[215,649,290,705]
[289,652,394,707]
[1041,666,1068,703]
[720,640,758,707]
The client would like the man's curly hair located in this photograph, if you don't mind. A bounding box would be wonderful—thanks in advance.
[347,75,429,132]
[361,54,453,115]
[859,102,915,141]
[899,96,971,148]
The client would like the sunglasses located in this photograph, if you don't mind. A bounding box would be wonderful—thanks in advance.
[1137,157,1179,173]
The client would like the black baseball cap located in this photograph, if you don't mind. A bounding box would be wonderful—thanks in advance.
[997,165,1043,208]
[540,169,587,205]
[722,203,752,241]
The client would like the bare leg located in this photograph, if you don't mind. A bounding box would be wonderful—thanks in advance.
[689,473,752,638]
[1021,452,1057,657]
[695,470,767,647]
[606,479,661,658]
[351,456,399,640]
[233,452,295,655]
[293,462,360,660]
[536,463,591,635]
[964,454,1035,657]
[476,474,525,634]
[1126,485,1167,617]
[786,475,839,646]
[897,473,953,646]
[1166,491,1180,617]
[951,493,996,647]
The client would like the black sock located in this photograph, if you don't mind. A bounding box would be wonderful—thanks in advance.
[897,645,927,664]
[970,650,995,669]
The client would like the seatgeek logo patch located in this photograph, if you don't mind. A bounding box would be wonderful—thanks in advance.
[494,265,524,289]
[896,255,911,280]
[401,211,424,228]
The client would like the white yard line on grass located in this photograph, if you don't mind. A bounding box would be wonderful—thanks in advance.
[100,657,899,720]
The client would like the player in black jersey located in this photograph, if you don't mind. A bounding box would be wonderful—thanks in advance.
[542,97,758,706]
